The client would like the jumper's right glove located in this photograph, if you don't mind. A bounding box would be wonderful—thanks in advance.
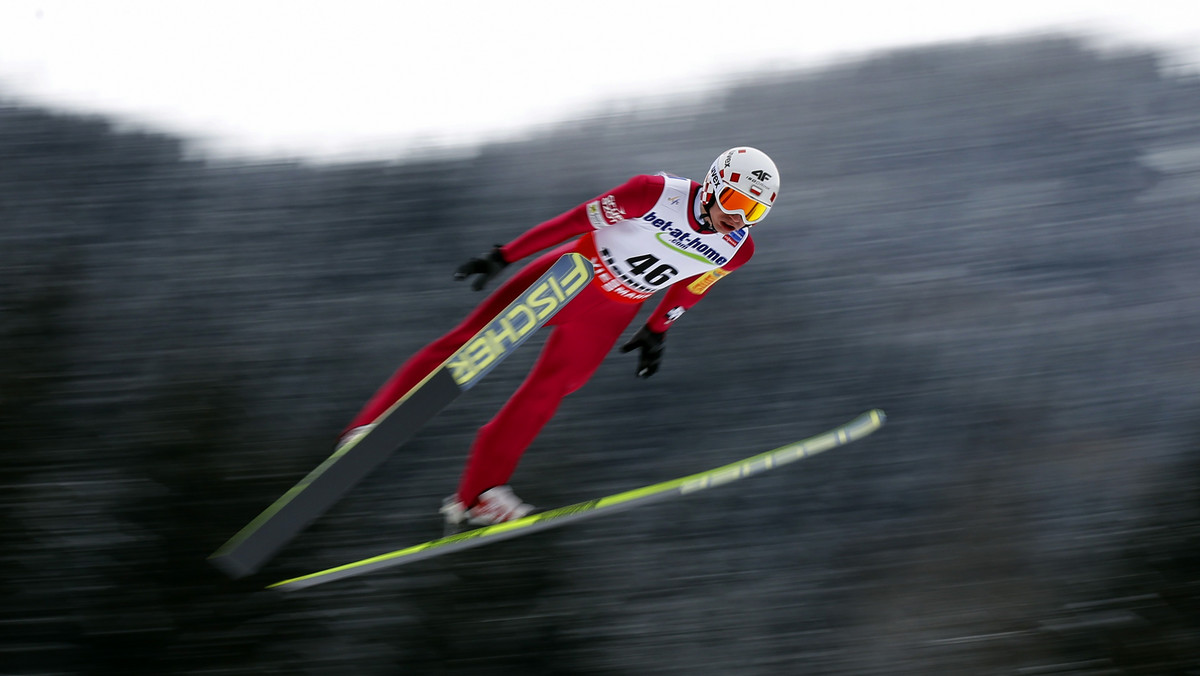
[619,326,665,379]
[454,246,509,291]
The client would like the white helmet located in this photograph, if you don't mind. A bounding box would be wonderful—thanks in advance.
[701,147,780,225]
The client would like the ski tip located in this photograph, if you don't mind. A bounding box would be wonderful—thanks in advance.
[207,551,258,580]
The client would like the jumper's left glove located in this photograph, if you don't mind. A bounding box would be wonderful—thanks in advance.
[454,246,509,291]
[620,326,665,379]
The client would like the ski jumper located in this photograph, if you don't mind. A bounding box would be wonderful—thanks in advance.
[346,174,756,506]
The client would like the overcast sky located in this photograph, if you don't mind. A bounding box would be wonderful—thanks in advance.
[0,1,1196,161]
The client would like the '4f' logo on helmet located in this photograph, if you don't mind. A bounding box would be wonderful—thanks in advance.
[750,169,772,182]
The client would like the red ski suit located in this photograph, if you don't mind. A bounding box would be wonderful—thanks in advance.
[346,173,755,506]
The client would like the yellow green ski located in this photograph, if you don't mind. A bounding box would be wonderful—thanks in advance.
[269,408,886,591]
[209,253,594,579]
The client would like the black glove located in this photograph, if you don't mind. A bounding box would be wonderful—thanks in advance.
[619,326,665,379]
[454,246,509,291]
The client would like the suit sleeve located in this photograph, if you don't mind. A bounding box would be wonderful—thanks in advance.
[498,175,663,263]
[644,235,756,333]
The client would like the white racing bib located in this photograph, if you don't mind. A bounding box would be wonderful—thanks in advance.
[577,176,747,303]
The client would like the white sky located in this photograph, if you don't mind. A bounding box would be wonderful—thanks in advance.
[0,0,1196,161]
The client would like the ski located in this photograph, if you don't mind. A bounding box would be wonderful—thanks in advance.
[209,253,595,579]
[268,408,886,591]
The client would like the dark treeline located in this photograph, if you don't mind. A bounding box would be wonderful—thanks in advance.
[2,36,1198,674]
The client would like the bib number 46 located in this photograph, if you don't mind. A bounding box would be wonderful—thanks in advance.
[625,254,678,286]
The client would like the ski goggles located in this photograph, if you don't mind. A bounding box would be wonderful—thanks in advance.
[715,185,771,224]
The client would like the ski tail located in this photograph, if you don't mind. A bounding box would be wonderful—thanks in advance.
[208,253,594,579]
[268,409,885,591]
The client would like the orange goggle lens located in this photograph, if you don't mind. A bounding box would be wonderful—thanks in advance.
[716,186,770,224]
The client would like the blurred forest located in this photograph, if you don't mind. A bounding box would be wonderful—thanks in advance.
[2,36,1198,675]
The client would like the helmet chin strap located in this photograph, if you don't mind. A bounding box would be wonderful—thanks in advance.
[697,195,717,233]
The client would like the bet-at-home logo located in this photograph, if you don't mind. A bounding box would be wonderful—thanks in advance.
[641,211,729,266]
